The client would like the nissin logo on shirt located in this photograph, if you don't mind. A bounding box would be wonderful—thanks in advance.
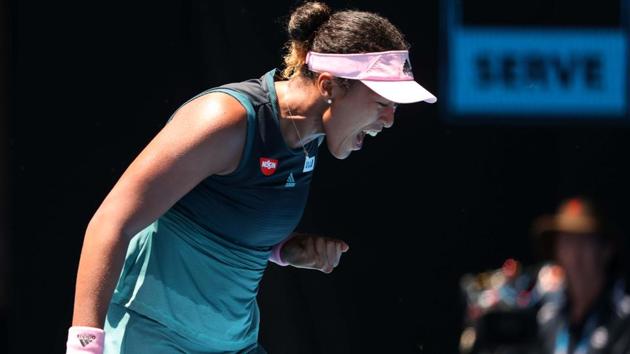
[259,158,278,176]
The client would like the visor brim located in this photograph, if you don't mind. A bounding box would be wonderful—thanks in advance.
[362,80,437,104]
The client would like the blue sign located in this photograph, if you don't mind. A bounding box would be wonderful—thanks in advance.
[449,29,627,116]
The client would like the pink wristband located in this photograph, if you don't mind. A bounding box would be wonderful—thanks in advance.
[269,237,291,266]
[66,326,105,354]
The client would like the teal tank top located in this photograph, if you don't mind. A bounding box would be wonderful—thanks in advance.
[109,69,321,351]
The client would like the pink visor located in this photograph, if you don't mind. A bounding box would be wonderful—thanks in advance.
[305,50,436,104]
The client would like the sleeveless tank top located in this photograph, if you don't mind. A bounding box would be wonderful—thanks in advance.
[109,69,321,351]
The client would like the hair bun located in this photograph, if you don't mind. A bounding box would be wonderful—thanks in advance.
[288,2,332,43]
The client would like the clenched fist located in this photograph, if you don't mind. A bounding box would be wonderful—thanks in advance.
[281,234,350,273]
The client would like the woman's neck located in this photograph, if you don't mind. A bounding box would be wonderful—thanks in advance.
[275,79,326,150]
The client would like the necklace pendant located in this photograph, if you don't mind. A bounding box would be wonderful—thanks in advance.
[303,154,316,173]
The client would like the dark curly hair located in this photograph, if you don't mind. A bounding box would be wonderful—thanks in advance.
[282,2,409,80]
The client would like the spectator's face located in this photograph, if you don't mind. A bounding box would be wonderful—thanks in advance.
[554,232,610,288]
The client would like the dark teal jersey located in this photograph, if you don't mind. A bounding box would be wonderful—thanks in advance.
[172,69,320,248]
[109,69,321,351]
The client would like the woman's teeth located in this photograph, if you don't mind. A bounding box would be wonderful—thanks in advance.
[364,129,380,137]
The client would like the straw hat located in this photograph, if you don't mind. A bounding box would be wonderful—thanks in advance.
[532,196,620,261]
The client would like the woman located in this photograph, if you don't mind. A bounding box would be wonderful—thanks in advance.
[67,2,436,353]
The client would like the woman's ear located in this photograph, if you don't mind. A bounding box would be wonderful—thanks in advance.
[316,72,335,100]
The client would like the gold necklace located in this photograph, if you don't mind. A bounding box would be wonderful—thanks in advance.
[284,82,310,158]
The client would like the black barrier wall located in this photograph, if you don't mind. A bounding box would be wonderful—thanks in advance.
[7,1,630,353]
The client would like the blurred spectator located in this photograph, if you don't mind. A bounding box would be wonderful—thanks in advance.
[533,196,630,353]
[459,196,630,354]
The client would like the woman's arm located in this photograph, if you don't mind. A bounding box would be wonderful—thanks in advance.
[71,92,248,328]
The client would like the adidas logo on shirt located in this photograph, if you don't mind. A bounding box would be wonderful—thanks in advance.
[284,173,296,188]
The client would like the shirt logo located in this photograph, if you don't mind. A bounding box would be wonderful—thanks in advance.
[285,172,296,188]
[259,158,278,176]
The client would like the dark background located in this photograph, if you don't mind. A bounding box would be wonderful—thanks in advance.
[4,0,630,353]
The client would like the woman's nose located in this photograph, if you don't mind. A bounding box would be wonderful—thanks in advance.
[382,105,396,128]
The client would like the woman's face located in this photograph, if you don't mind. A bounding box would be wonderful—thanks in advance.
[322,82,397,159]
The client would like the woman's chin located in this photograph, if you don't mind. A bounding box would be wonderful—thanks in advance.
[332,150,351,160]
[328,146,352,160]
[325,140,348,160]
